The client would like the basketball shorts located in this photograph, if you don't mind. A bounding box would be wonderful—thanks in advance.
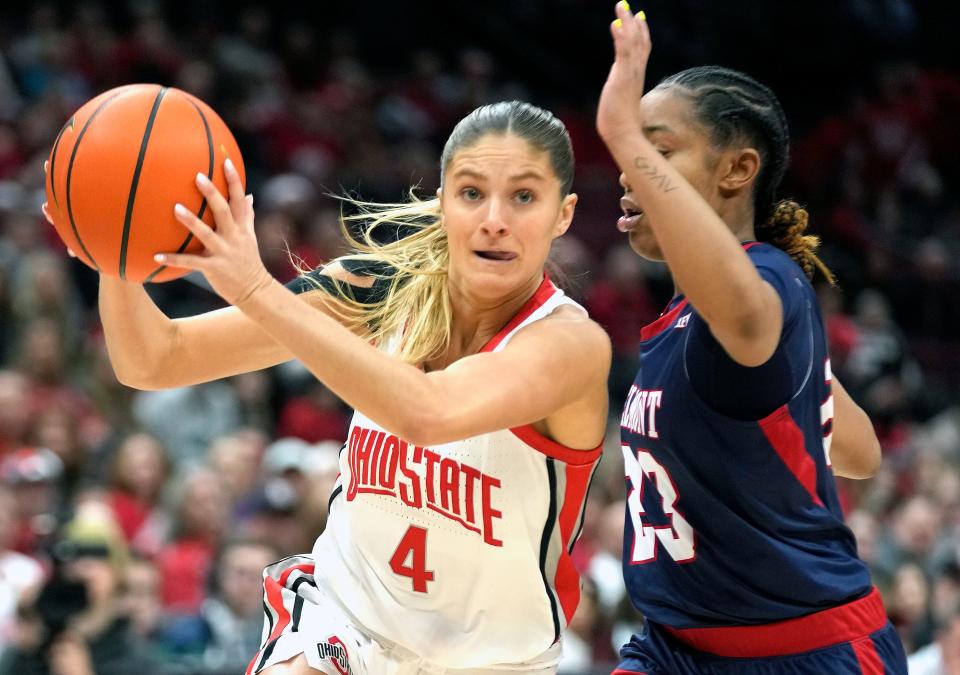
[246,555,560,675]
[613,588,907,674]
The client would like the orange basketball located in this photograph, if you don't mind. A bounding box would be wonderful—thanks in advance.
[44,84,245,283]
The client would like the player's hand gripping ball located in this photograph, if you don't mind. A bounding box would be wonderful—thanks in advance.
[43,84,245,283]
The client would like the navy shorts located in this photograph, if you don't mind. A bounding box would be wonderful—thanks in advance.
[614,588,907,674]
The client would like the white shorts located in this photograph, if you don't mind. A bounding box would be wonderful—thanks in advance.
[247,555,560,675]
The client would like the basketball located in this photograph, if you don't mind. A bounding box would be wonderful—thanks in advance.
[44,84,245,283]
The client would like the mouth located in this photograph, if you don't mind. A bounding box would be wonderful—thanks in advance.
[618,196,645,233]
[474,250,518,262]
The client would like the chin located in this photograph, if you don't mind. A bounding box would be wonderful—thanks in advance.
[627,228,664,261]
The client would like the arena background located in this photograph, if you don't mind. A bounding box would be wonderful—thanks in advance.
[0,1,958,673]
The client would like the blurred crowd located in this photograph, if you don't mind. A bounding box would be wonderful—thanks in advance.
[0,2,958,674]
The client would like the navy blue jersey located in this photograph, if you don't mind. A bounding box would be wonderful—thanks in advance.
[620,242,872,628]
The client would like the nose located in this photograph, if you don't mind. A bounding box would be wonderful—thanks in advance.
[480,196,508,236]
[619,172,631,191]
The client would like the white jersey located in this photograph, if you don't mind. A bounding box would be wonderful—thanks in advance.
[311,277,602,670]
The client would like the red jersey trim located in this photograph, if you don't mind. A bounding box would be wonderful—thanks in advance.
[553,461,598,624]
[759,403,825,508]
[509,424,602,466]
[480,275,557,353]
[640,299,689,342]
[663,587,887,658]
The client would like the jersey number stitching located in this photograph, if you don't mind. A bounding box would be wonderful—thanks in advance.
[622,445,696,564]
[389,525,435,592]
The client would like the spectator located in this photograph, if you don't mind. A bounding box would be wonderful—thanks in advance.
[156,468,229,614]
[0,504,173,675]
[0,483,42,662]
[162,540,277,674]
[105,433,171,556]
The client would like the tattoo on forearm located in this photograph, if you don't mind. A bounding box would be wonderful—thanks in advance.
[634,156,679,193]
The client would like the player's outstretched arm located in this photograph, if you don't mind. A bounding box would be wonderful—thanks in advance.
[97,262,373,390]
[157,157,611,447]
[241,285,611,448]
[829,377,881,480]
[596,2,783,367]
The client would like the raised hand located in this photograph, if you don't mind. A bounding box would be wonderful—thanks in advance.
[154,158,272,306]
[596,1,651,144]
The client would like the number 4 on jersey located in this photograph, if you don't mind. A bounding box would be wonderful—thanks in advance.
[389,525,435,592]
[622,445,696,564]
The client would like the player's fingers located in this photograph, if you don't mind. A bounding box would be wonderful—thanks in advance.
[224,157,245,220]
[43,160,49,175]
[67,247,76,258]
[41,201,54,225]
[610,5,628,57]
[245,194,255,230]
[634,10,650,57]
[174,203,221,251]
[153,251,205,270]
[194,172,234,233]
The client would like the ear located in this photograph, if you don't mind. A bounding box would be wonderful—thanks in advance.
[553,193,578,238]
[718,148,761,193]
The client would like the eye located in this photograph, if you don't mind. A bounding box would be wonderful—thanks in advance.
[460,187,481,201]
[515,190,534,205]
[657,148,673,158]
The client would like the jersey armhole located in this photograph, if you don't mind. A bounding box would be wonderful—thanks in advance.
[680,301,817,421]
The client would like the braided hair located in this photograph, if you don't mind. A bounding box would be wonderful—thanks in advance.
[656,66,834,283]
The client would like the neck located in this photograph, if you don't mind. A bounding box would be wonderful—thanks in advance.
[429,272,544,370]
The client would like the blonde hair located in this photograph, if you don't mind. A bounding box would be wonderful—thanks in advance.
[307,192,450,365]
[300,101,575,365]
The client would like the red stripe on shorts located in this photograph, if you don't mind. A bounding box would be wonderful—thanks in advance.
[260,563,317,662]
[852,637,884,675]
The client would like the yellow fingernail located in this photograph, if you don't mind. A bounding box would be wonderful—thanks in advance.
[614,18,623,27]
[622,1,631,10]
[639,10,647,20]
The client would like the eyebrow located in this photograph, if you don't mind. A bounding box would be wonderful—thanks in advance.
[642,124,675,135]
[451,167,547,182]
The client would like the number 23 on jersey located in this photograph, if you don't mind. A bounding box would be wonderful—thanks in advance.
[622,445,696,564]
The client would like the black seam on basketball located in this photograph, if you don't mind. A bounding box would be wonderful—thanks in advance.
[538,458,562,644]
[144,95,215,283]
[49,115,74,210]
[119,86,168,280]
[66,90,131,271]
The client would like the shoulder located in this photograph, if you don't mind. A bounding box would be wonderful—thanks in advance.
[746,242,813,307]
[745,241,800,272]
[507,303,612,365]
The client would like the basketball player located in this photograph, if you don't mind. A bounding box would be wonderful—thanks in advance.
[595,4,908,673]
[48,102,609,674]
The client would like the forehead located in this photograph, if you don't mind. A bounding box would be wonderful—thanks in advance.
[639,88,703,139]
[446,133,555,180]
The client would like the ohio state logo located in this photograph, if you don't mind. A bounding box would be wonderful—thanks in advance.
[316,636,351,675]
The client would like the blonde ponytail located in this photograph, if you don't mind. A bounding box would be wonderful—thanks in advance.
[301,191,452,365]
